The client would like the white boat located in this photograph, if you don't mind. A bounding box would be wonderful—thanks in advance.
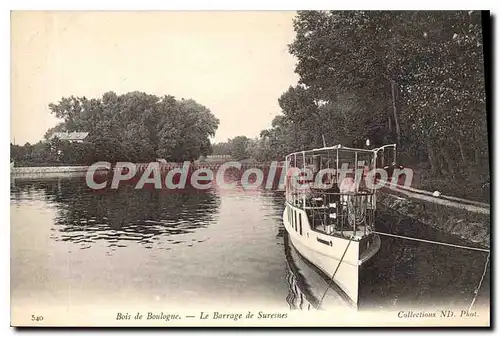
[282,143,396,307]
[284,230,355,311]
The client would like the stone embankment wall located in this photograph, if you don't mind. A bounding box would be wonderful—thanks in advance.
[12,166,89,174]
[11,166,97,179]
[377,190,490,248]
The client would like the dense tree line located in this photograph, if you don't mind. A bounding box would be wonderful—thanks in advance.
[208,11,489,199]
[10,140,95,167]
[210,136,277,162]
[256,11,489,199]
[11,92,219,165]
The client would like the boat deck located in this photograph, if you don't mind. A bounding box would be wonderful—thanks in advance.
[314,225,371,240]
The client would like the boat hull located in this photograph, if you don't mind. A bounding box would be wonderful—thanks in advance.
[284,232,356,311]
[283,203,380,307]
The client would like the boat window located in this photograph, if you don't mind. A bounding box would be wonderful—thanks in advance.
[299,213,302,235]
[294,211,297,231]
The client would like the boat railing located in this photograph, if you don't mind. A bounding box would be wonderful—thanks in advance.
[288,190,375,239]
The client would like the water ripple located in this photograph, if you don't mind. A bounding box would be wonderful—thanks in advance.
[12,178,220,250]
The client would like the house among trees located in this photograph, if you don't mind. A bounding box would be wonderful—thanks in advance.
[50,132,89,143]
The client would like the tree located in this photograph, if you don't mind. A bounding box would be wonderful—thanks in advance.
[264,11,487,177]
[47,92,220,163]
[229,136,251,161]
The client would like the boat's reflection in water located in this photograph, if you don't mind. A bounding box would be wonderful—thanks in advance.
[283,231,355,311]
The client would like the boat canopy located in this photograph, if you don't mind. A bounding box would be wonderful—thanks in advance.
[285,144,397,175]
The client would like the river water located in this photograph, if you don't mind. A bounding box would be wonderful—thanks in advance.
[10,173,490,318]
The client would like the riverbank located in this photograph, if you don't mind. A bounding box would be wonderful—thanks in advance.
[12,166,89,173]
[11,166,92,179]
[378,187,490,248]
[9,162,282,184]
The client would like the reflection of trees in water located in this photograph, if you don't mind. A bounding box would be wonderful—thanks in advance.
[11,178,64,201]
[259,190,285,217]
[12,178,220,249]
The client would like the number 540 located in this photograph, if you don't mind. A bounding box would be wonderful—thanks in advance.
[31,315,43,322]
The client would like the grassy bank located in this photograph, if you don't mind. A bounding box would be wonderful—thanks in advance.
[406,165,490,203]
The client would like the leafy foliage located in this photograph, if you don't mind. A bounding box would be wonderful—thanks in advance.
[256,11,488,196]
[12,92,219,165]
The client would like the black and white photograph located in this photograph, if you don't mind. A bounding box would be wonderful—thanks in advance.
[9,9,491,327]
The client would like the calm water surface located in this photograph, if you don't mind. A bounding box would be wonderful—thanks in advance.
[11,174,490,313]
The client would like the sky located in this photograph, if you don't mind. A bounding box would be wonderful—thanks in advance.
[10,11,299,145]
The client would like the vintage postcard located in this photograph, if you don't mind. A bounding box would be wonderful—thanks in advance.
[10,10,490,327]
